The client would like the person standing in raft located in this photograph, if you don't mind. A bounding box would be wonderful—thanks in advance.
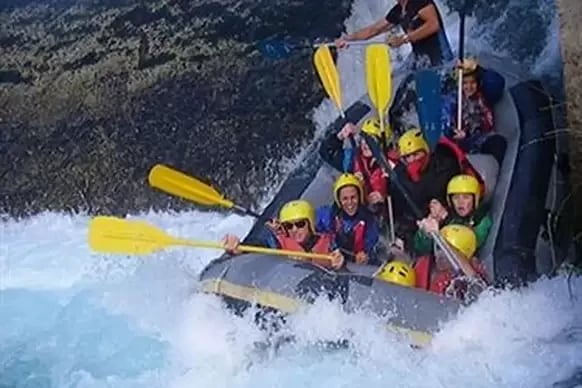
[223,200,345,270]
[319,117,399,219]
[413,174,492,255]
[315,173,380,265]
[334,0,453,68]
[414,224,488,299]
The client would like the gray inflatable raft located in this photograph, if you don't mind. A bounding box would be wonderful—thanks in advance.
[198,55,573,346]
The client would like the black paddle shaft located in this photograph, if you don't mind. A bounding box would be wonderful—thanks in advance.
[361,133,423,219]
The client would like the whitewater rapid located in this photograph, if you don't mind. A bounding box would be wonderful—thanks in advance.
[2,211,582,388]
[2,0,581,387]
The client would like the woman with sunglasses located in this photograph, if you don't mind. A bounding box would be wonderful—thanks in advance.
[223,200,345,270]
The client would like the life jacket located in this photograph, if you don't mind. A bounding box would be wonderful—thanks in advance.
[334,215,367,254]
[275,233,333,254]
[414,255,433,290]
[414,255,488,295]
[354,152,388,198]
[438,136,486,197]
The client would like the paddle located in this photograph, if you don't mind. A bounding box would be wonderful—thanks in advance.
[361,133,463,273]
[313,45,344,117]
[365,44,392,140]
[148,164,261,218]
[259,38,370,60]
[89,216,335,262]
[455,0,476,137]
[415,69,443,150]
[364,43,396,243]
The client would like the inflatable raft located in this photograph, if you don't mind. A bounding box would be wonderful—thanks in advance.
[198,56,573,345]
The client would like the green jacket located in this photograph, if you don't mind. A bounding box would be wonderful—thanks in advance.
[413,204,493,255]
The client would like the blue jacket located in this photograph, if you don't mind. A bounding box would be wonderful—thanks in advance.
[315,204,379,258]
[319,130,357,173]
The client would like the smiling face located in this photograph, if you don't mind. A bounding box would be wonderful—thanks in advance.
[360,138,373,157]
[338,186,360,216]
[463,74,478,97]
[451,193,475,217]
[282,219,311,244]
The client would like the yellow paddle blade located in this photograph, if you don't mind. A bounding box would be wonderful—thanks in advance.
[89,216,178,255]
[148,164,234,209]
[365,44,392,129]
[313,45,343,112]
[88,216,223,255]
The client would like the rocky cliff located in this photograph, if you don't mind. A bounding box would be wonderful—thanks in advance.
[556,0,582,247]
[0,0,352,216]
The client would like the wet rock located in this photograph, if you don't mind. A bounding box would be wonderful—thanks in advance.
[0,0,352,217]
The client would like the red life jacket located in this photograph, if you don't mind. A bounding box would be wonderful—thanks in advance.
[388,138,486,197]
[275,233,333,254]
[353,152,388,198]
[438,136,486,197]
[414,255,488,295]
[413,255,433,290]
[334,216,366,254]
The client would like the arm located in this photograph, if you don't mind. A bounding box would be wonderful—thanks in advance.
[344,18,393,42]
[406,4,440,43]
[342,139,356,172]
[474,215,493,248]
[413,229,434,255]
[319,131,347,172]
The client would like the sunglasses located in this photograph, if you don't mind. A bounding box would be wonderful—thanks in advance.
[282,220,308,230]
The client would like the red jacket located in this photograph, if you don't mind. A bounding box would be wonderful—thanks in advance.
[353,148,400,199]
[353,153,387,198]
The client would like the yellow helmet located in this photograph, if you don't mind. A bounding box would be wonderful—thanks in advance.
[440,224,477,259]
[333,173,364,206]
[398,129,429,157]
[361,118,392,140]
[279,200,315,230]
[447,174,481,207]
[376,261,416,287]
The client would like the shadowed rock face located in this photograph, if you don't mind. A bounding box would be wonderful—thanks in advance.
[0,0,352,216]
[556,0,582,251]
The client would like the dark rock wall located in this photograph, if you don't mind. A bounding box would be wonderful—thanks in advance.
[0,0,352,216]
